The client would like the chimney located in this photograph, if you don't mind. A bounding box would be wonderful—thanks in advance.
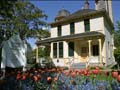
[107,0,113,23]
[95,0,113,23]
[95,0,106,10]
[84,0,89,9]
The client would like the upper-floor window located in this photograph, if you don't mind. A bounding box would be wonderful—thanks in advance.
[70,22,75,34]
[58,25,61,36]
[84,19,90,32]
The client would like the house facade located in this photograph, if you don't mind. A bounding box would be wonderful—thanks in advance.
[37,0,116,68]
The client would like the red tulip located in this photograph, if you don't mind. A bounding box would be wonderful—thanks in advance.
[93,69,99,75]
[22,75,26,80]
[16,74,21,80]
[95,66,99,70]
[112,71,118,78]
[37,74,41,79]
[84,70,88,76]
[47,76,52,84]
[64,72,69,76]
[117,75,120,83]
[54,77,58,82]
[33,76,39,82]
[71,72,76,78]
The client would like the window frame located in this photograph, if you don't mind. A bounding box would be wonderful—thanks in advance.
[92,45,99,56]
[70,22,75,35]
[68,42,74,57]
[58,25,61,36]
[59,42,63,58]
[53,43,57,58]
[84,19,90,32]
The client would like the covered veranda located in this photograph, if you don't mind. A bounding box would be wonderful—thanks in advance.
[36,31,105,67]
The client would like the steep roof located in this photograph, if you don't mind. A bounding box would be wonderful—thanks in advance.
[63,9,96,20]
[50,9,114,29]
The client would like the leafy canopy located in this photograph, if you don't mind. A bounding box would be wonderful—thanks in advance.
[0,0,48,42]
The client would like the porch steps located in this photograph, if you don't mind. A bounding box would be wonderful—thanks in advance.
[70,63,86,69]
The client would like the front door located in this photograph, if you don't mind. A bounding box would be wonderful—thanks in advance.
[80,47,88,62]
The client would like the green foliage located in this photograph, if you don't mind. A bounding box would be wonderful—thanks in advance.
[0,1,49,69]
[114,21,120,66]
[114,47,120,66]
[27,45,50,64]
[114,30,120,48]
[0,0,16,17]
[0,1,48,42]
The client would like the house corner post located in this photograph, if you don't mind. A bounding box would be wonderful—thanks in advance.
[88,40,92,66]
[98,39,102,65]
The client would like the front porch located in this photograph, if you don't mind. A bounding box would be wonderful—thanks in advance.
[36,31,105,68]
[50,37,105,69]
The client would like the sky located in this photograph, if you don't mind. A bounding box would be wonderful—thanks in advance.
[29,0,120,48]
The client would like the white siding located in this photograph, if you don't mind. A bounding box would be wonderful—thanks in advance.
[75,21,84,34]
[63,41,68,58]
[52,59,65,66]
[50,43,53,58]
[62,24,70,36]
[51,27,57,38]
[104,19,114,65]
[90,17,104,33]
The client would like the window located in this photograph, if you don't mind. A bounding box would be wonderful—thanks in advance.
[53,43,57,58]
[84,19,90,32]
[59,42,63,58]
[68,42,74,56]
[58,25,61,36]
[70,22,74,34]
[92,45,99,56]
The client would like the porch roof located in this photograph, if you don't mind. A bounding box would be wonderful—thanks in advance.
[36,31,104,45]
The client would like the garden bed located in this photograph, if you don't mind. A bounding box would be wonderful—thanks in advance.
[1,67,120,90]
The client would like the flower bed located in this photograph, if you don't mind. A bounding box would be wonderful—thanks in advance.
[1,67,120,90]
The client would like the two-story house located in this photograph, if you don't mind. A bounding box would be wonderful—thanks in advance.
[37,0,116,68]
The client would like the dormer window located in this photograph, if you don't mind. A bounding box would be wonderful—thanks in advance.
[70,22,75,34]
[58,25,61,36]
[84,19,90,32]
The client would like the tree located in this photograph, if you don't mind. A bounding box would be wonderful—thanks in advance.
[114,21,120,67]
[27,44,50,64]
[0,1,48,69]
[0,1,47,41]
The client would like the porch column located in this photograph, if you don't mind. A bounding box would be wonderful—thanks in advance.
[88,40,92,62]
[57,42,59,60]
[36,46,39,63]
[98,39,102,64]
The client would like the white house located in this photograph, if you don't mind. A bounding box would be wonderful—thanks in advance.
[37,0,116,68]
